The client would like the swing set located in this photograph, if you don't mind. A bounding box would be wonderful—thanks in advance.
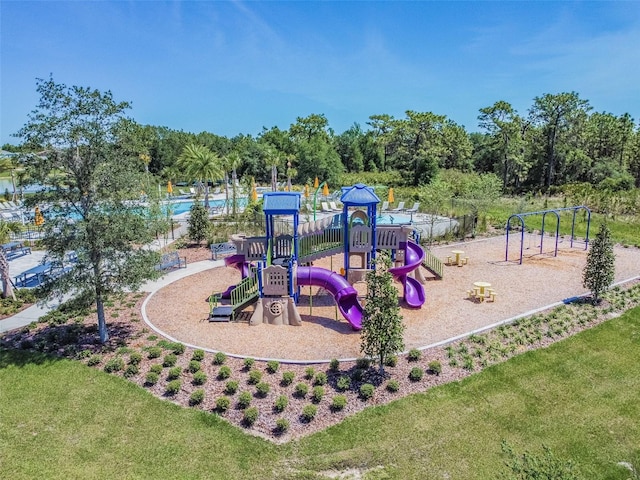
[505,206,591,264]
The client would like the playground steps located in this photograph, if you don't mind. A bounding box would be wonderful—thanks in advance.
[209,305,233,322]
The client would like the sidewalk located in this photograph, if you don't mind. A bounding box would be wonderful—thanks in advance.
[0,219,191,334]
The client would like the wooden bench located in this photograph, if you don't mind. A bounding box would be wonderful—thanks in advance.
[156,251,187,271]
[210,242,236,260]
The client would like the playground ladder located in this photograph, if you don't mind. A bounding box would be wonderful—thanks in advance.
[421,248,444,280]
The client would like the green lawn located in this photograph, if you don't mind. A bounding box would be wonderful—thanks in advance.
[2,307,640,479]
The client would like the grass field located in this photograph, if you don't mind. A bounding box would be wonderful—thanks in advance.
[2,306,639,479]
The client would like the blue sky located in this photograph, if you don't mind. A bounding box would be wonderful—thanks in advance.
[2,1,639,145]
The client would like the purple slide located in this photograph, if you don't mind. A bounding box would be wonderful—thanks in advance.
[221,254,252,299]
[297,266,364,330]
[389,240,426,308]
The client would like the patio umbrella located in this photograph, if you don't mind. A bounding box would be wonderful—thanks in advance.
[167,181,173,195]
[388,187,394,203]
[314,177,319,188]
[251,183,258,202]
[34,206,44,226]
[304,184,309,198]
[322,183,329,197]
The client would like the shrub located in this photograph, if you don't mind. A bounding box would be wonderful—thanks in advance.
[281,371,295,386]
[123,364,139,378]
[243,357,255,369]
[165,380,181,395]
[331,395,347,411]
[243,407,259,426]
[294,383,309,398]
[255,382,270,397]
[428,360,442,376]
[266,360,280,373]
[147,346,162,359]
[224,380,239,395]
[167,366,181,380]
[87,355,102,366]
[409,367,424,382]
[386,379,400,392]
[336,375,351,391]
[275,418,290,433]
[384,355,398,367]
[248,369,262,384]
[274,395,288,413]
[103,357,124,373]
[189,389,205,406]
[187,360,201,373]
[217,366,231,380]
[171,342,186,355]
[359,383,375,400]
[314,372,328,386]
[128,351,142,365]
[149,364,163,374]
[192,370,207,385]
[301,404,317,422]
[329,358,340,372]
[215,396,231,412]
[237,391,252,409]
[355,357,371,369]
[408,348,422,362]
[191,349,205,361]
[304,367,315,379]
[351,368,365,382]
[162,354,177,367]
[312,386,325,403]
[145,371,159,385]
[213,352,226,365]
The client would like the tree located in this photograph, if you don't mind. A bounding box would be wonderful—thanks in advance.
[177,143,223,208]
[16,76,159,343]
[361,254,405,373]
[582,222,615,304]
[187,202,210,245]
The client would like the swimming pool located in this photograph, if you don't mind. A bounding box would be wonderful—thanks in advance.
[376,214,413,225]
[167,198,248,216]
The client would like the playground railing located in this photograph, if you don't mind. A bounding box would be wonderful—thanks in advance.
[421,247,444,279]
[298,227,343,263]
[229,267,259,320]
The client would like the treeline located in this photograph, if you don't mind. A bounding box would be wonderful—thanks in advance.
[7,90,640,192]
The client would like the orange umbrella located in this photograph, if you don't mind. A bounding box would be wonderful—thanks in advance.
[304,184,309,198]
[388,187,394,203]
[167,181,173,195]
[34,206,44,226]
[322,183,329,196]
[251,183,258,202]
[313,177,319,189]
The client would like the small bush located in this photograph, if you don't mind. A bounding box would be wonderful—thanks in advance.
[409,367,424,382]
[407,348,422,362]
[355,357,371,369]
[248,369,262,384]
[145,371,159,385]
[243,407,259,426]
[281,371,295,386]
[216,396,231,412]
[147,346,162,359]
[166,379,181,395]
[191,349,205,361]
[243,357,255,369]
[171,342,186,355]
[189,389,205,406]
[386,379,400,392]
[255,382,270,397]
[336,375,351,391]
[359,383,375,400]
[329,358,340,372]
[162,354,177,367]
[304,367,315,379]
[351,368,365,382]
[294,383,309,398]
[87,355,102,366]
[192,370,208,385]
[274,395,288,413]
[224,380,239,395]
[103,357,124,373]
[314,372,328,386]
[312,386,325,403]
[266,360,280,373]
[331,395,347,411]
[213,351,226,365]
[149,364,163,374]
[187,360,201,373]
[237,391,252,409]
[275,418,289,433]
[301,404,317,422]
[217,366,232,380]
[384,355,398,367]
[427,360,442,376]
[167,366,181,380]
[123,364,139,378]
[128,351,142,365]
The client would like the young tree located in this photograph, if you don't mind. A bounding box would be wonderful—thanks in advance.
[16,76,160,343]
[582,222,615,304]
[187,202,210,245]
[361,254,405,374]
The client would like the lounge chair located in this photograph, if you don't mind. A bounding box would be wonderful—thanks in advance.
[178,189,192,197]
[381,201,389,212]
[321,202,333,213]
[329,201,342,212]
[405,202,420,214]
[189,187,197,196]
[392,201,405,212]
[306,203,315,213]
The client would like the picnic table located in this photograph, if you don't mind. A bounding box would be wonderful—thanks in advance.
[15,263,53,287]
[471,281,495,302]
[1,241,31,260]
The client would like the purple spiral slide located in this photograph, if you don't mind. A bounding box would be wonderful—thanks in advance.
[221,254,252,299]
[388,241,426,308]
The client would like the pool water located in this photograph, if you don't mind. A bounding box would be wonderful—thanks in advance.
[376,214,413,224]
[167,198,247,216]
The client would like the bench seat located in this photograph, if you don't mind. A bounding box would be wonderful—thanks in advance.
[156,251,187,271]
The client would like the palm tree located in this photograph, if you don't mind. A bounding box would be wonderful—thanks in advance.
[177,144,223,208]
[224,151,242,217]
[262,145,281,192]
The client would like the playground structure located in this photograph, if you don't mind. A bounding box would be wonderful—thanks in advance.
[505,206,592,265]
[210,184,441,330]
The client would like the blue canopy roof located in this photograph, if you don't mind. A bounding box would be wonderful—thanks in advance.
[340,183,380,206]
[262,192,301,215]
